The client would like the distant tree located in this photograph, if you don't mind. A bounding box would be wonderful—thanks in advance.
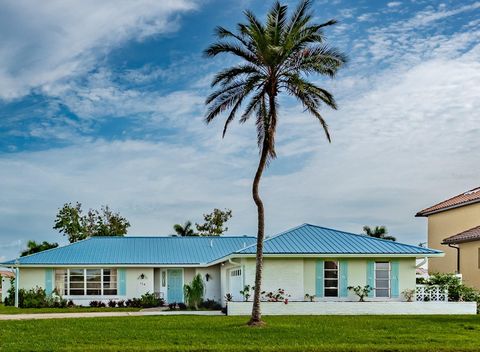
[195,208,233,236]
[363,225,396,241]
[20,240,59,257]
[173,221,197,237]
[53,202,130,243]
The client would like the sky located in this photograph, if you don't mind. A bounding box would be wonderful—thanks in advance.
[0,0,479,262]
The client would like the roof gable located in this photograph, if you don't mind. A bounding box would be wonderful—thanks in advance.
[237,224,441,255]
[416,187,480,217]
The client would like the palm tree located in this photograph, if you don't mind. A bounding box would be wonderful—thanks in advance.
[20,240,58,257]
[173,221,197,236]
[362,225,396,241]
[204,0,346,325]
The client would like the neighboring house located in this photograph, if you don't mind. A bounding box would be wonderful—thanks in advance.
[0,270,15,301]
[1,224,442,306]
[416,186,480,289]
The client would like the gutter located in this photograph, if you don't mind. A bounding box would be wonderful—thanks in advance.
[446,243,461,274]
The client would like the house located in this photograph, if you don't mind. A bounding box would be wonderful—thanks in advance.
[416,186,480,289]
[2,224,442,306]
[0,270,15,301]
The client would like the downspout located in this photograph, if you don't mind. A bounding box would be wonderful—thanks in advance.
[415,257,427,268]
[447,244,460,274]
[14,259,19,308]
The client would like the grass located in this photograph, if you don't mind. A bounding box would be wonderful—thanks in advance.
[0,315,479,351]
[0,303,140,315]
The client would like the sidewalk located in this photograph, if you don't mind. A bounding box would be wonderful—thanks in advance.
[0,310,224,321]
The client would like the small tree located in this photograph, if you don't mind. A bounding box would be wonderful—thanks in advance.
[195,208,232,236]
[184,274,205,310]
[53,202,130,243]
[347,285,373,302]
[20,240,59,257]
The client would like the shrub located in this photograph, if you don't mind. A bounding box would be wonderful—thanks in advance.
[304,293,316,302]
[347,285,373,302]
[261,288,290,304]
[98,302,106,308]
[402,289,415,302]
[184,274,205,309]
[168,302,177,310]
[239,285,253,302]
[178,302,187,310]
[67,300,75,307]
[117,300,125,308]
[89,301,99,307]
[139,292,164,308]
[200,299,222,310]
[224,293,233,302]
[108,300,117,308]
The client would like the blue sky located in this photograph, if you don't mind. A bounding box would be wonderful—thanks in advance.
[0,0,479,261]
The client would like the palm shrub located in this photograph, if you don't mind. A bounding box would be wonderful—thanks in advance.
[184,274,205,310]
[204,0,346,325]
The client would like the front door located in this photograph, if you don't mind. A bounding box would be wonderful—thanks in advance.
[167,269,183,303]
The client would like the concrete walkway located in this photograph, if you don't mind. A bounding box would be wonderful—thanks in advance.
[0,310,224,321]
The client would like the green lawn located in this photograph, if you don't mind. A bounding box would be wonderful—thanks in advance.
[0,304,140,314]
[0,315,479,351]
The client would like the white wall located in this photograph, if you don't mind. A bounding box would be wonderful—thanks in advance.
[19,268,44,290]
[195,265,221,302]
[125,267,154,299]
[227,301,478,315]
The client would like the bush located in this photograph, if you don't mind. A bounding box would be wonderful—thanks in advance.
[108,300,117,308]
[89,301,99,307]
[67,300,75,307]
[178,303,187,310]
[184,274,205,309]
[117,300,125,308]
[139,292,164,308]
[200,299,222,310]
[168,302,177,310]
[347,285,373,302]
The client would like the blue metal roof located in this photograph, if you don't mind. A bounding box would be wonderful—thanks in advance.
[237,224,442,255]
[3,224,441,266]
[5,236,256,266]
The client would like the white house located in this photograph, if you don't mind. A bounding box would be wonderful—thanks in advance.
[2,224,444,306]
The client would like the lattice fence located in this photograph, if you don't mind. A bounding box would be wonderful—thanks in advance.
[415,285,448,302]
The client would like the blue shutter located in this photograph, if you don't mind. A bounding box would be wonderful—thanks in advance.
[118,268,126,296]
[315,260,324,298]
[391,261,399,298]
[339,260,348,297]
[366,260,375,297]
[45,268,53,295]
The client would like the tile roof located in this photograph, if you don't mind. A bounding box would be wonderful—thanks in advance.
[237,224,441,256]
[416,187,480,217]
[442,225,480,244]
[3,236,256,266]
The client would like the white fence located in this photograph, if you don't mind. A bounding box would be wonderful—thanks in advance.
[227,301,477,316]
[415,285,448,302]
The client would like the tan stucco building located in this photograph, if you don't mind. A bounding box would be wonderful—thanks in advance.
[416,187,480,289]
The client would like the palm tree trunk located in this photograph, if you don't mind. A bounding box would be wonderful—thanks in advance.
[247,137,269,326]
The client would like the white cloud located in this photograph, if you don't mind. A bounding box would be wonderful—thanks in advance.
[387,2,401,7]
[0,0,197,100]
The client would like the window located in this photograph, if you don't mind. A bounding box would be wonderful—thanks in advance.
[55,269,118,296]
[230,269,242,277]
[324,261,338,297]
[375,262,390,297]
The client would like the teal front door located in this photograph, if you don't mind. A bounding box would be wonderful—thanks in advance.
[167,269,184,303]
